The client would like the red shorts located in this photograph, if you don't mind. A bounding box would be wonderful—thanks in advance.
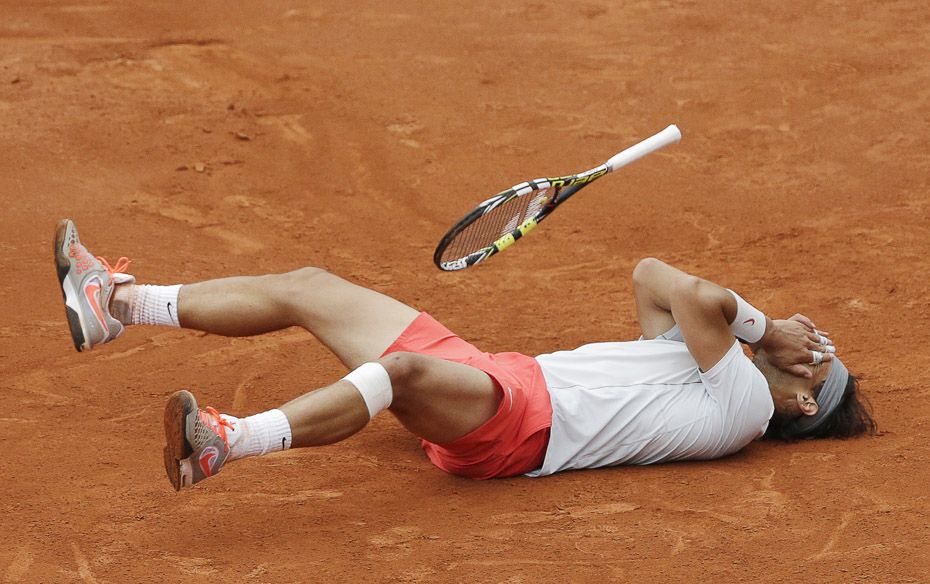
[381,313,552,479]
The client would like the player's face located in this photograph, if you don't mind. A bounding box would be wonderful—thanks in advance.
[753,351,832,417]
[808,359,832,388]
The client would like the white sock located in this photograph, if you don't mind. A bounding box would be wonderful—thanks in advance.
[222,409,293,461]
[129,284,183,327]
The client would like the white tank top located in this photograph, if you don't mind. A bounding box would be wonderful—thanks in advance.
[528,338,774,476]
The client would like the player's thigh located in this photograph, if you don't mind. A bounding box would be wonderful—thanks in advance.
[291,268,419,369]
[382,352,501,444]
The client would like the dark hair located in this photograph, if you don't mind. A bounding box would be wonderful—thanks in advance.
[764,374,877,441]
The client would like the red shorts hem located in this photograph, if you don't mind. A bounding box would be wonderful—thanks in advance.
[381,313,552,479]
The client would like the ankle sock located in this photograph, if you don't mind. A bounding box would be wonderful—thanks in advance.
[128,284,183,327]
[222,409,293,461]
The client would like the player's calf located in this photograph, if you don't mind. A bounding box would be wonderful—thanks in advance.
[163,389,295,491]
[160,354,497,490]
[161,361,395,490]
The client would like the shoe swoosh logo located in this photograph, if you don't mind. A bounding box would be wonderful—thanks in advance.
[84,279,109,334]
[199,446,219,477]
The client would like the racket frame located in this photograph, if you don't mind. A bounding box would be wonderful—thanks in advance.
[434,124,681,271]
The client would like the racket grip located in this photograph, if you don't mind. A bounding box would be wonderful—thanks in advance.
[605,124,681,172]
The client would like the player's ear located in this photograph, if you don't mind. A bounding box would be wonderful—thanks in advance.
[797,392,820,417]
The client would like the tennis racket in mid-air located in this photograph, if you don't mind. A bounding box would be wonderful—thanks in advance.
[434,124,682,271]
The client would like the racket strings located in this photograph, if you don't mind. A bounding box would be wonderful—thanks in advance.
[441,187,554,262]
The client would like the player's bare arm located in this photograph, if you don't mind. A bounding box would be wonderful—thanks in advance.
[632,257,833,376]
[632,257,684,339]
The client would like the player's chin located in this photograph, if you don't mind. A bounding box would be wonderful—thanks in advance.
[750,350,770,370]
[751,350,785,381]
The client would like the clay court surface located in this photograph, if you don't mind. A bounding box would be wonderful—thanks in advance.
[2,1,929,582]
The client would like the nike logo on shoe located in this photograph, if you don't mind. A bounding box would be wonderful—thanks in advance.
[199,446,220,476]
[83,277,108,334]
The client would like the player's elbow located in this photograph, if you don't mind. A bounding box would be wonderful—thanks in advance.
[632,257,667,288]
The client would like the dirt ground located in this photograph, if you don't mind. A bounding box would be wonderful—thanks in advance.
[2,1,928,582]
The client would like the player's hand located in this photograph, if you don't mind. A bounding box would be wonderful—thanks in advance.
[756,316,834,379]
[786,313,829,337]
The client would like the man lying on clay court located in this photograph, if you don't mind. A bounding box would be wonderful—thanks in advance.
[54,219,875,490]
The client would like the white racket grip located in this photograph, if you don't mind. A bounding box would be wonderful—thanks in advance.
[605,124,682,172]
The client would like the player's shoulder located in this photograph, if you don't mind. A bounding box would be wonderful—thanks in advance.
[699,340,769,400]
[701,340,749,378]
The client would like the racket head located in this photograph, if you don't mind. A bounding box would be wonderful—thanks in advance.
[434,169,606,271]
[434,181,556,271]
[434,125,681,271]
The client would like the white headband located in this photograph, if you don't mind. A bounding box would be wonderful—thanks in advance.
[784,357,849,438]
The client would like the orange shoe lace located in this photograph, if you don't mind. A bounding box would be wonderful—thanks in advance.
[202,406,235,443]
[97,256,132,275]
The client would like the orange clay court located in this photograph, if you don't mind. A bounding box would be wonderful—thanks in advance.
[2,1,929,582]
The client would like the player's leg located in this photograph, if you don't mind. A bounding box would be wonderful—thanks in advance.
[281,352,500,446]
[143,267,420,368]
[165,352,501,489]
[55,217,418,368]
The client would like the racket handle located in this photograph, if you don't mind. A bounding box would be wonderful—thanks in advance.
[605,124,681,172]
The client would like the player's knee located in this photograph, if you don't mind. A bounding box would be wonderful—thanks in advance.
[378,352,428,403]
[379,351,424,383]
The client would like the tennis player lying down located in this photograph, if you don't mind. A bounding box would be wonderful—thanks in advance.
[55,220,875,490]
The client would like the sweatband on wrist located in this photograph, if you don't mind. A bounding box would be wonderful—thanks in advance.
[342,362,393,420]
[727,289,766,343]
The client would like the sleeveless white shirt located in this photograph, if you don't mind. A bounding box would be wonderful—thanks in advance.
[528,336,774,477]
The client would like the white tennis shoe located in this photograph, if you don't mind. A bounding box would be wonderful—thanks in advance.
[163,390,233,491]
[54,219,135,351]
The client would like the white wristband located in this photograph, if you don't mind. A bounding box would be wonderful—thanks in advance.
[727,289,766,343]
